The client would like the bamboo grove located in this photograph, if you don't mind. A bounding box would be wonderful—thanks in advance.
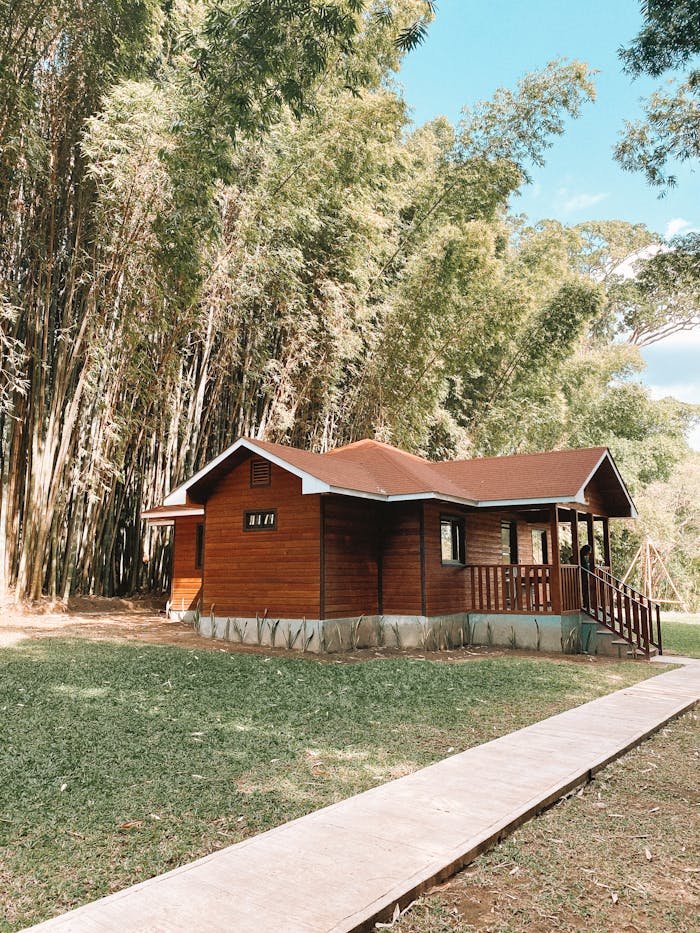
[1,1,698,601]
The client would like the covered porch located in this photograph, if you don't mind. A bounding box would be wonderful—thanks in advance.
[465,505,611,616]
[463,505,662,656]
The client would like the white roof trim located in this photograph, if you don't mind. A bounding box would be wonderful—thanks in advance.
[573,450,637,518]
[322,489,479,506]
[475,496,587,509]
[142,507,204,518]
[387,491,478,506]
[163,438,332,505]
[142,506,204,523]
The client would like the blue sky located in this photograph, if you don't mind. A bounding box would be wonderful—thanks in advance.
[398,0,700,449]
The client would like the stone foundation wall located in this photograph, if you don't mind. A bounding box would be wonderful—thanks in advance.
[467,613,585,653]
[171,608,588,654]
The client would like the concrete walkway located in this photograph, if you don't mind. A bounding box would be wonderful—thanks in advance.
[29,658,700,933]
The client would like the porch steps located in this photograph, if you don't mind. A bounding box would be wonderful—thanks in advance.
[588,626,626,658]
[581,567,662,658]
[589,626,658,659]
[627,647,658,659]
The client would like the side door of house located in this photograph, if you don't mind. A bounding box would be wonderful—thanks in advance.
[500,519,518,609]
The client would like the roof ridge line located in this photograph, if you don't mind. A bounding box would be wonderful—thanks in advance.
[324,438,428,463]
[437,445,609,467]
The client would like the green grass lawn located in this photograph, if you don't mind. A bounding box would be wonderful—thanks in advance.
[661,613,700,658]
[0,640,658,930]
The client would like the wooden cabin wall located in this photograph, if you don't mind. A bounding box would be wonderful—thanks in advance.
[380,502,424,615]
[460,511,553,612]
[423,501,469,615]
[202,461,321,618]
[583,473,612,517]
[171,515,203,611]
[465,513,502,564]
[516,522,553,564]
[321,502,559,620]
[322,497,379,619]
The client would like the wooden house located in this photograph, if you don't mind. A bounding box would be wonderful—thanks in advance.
[143,438,662,657]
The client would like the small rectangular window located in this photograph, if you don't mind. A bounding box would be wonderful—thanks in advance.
[243,509,277,531]
[195,523,204,569]
[440,515,465,564]
[250,459,271,487]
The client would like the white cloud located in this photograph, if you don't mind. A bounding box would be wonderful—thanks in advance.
[558,190,609,213]
[643,329,700,350]
[664,217,692,238]
[610,243,666,281]
[647,382,700,404]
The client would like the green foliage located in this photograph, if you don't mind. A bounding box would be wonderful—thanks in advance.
[608,232,700,343]
[617,2,700,189]
[1,0,698,604]
[615,77,700,188]
[620,0,700,77]
[630,457,700,609]
[458,59,596,182]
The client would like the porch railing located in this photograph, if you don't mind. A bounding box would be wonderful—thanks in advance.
[582,567,663,657]
[560,564,582,613]
[466,564,553,614]
[464,561,663,655]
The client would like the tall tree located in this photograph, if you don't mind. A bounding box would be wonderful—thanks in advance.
[0,0,434,599]
[620,0,700,76]
[616,0,700,188]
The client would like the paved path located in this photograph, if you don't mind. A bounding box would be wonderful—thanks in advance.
[29,658,700,933]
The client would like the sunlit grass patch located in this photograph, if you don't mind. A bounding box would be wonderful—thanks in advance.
[661,614,700,658]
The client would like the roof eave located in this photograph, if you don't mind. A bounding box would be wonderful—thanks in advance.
[475,495,586,509]
[142,506,205,523]
[385,491,479,506]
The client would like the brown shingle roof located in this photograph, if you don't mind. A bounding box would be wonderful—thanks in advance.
[252,438,611,504]
[161,436,633,515]
[433,447,609,502]
[252,437,470,498]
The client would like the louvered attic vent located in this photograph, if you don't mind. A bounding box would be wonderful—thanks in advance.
[250,459,271,487]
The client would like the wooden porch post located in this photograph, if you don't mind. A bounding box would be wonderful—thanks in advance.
[585,512,595,568]
[601,516,611,570]
[550,505,562,614]
[571,510,579,564]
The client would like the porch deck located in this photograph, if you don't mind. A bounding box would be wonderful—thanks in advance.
[464,560,663,657]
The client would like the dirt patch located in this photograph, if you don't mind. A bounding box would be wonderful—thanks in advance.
[0,604,667,668]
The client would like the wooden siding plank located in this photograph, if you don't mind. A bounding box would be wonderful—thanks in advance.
[381,503,423,615]
[322,497,379,620]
